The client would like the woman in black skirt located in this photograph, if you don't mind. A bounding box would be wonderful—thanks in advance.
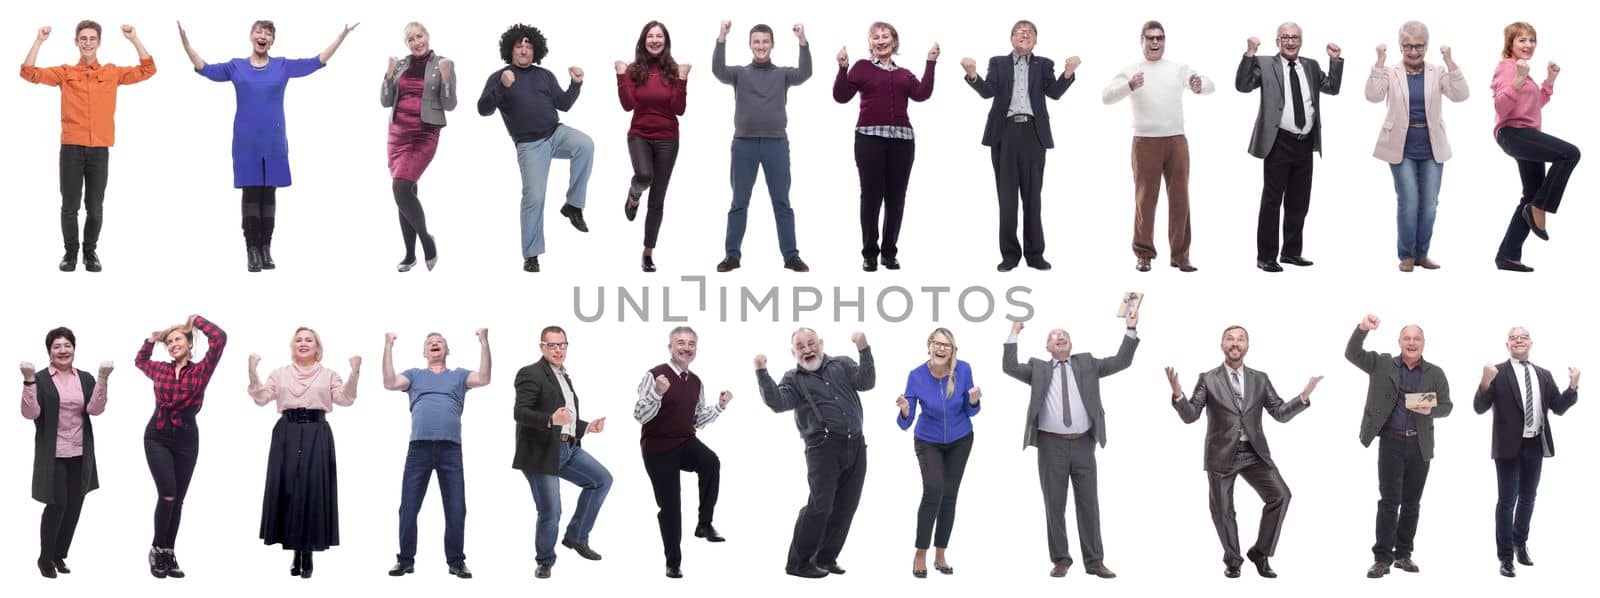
[246,327,359,578]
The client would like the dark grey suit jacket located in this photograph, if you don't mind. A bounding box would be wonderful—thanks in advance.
[1235,53,1343,158]
[966,54,1075,148]
[512,358,589,475]
[1345,327,1452,459]
[1173,365,1309,473]
[1473,359,1577,459]
[1003,334,1138,449]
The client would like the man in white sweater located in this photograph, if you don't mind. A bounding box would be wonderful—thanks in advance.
[1102,20,1212,273]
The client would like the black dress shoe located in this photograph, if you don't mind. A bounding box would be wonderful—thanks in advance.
[388,561,414,576]
[38,558,57,578]
[1256,260,1283,273]
[717,256,741,272]
[1279,255,1313,267]
[247,246,263,272]
[51,558,70,574]
[560,204,589,232]
[881,257,901,270]
[59,248,77,272]
[1393,557,1419,573]
[448,562,473,578]
[535,564,552,579]
[642,254,656,272]
[784,256,810,272]
[524,256,541,272]
[83,249,102,272]
[625,197,640,222]
[1517,546,1534,566]
[1171,260,1198,272]
[562,538,603,560]
[1522,203,1549,241]
[819,563,846,575]
[260,244,277,269]
[1500,560,1516,577]
[694,523,726,542]
[787,565,828,578]
[997,261,1017,272]
[1496,258,1534,272]
[1247,549,1277,578]
[1366,561,1390,578]
[1224,564,1241,578]
[862,259,878,272]
[666,565,682,578]
[1026,258,1052,271]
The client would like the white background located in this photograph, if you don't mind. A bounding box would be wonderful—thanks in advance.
[4,0,1594,595]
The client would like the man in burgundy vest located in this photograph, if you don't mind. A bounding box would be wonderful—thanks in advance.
[633,326,733,579]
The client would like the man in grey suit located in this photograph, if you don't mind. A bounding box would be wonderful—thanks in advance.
[1346,315,1451,579]
[1166,325,1322,578]
[1002,309,1139,579]
[1235,23,1342,272]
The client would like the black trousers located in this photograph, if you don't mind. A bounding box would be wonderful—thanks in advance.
[60,144,110,252]
[144,421,200,549]
[1207,441,1290,567]
[787,433,866,572]
[854,134,915,261]
[642,437,720,567]
[240,186,279,246]
[393,179,435,260]
[992,120,1047,264]
[1494,435,1545,561]
[39,456,86,561]
[1257,130,1314,262]
[1374,433,1430,563]
[913,434,974,549]
[627,135,680,249]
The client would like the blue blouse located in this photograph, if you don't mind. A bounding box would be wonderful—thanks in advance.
[1402,72,1433,161]
[198,57,324,187]
[897,360,979,444]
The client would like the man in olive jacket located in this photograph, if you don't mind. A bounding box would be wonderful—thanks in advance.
[1345,314,1451,579]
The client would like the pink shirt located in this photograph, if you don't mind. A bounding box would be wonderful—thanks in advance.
[249,363,356,412]
[21,366,108,458]
[1491,58,1554,139]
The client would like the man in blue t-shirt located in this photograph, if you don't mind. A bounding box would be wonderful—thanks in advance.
[382,329,492,579]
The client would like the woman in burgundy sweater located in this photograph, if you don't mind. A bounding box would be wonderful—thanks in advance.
[834,22,937,272]
[616,21,690,272]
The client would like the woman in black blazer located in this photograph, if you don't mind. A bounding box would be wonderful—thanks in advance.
[20,327,113,578]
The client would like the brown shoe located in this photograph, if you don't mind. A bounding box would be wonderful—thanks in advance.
[1085,564,1117,579]
[1399,259,1415,272]
[1135,257,1151,272]
[1367,561,1390,578]
[1393,558,1420,573]
[1049,561,1070,577]
[1415,257,1440,270]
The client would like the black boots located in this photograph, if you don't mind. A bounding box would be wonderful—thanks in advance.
[290,550,313,578]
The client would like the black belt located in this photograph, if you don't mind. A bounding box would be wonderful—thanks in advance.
[1407,122,1429,128]
[1038,430,1086,441]
[1383,426,1418,437]
[281,408,325,423]
[1277,128,1311,141]
[560,433,574,442]
[1009,114,1034,123]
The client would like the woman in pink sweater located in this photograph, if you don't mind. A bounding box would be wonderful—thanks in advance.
[616,21,689,273]
[1491,22,1580,272]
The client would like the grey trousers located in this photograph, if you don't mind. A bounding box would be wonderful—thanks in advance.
[1037,433,1103,566]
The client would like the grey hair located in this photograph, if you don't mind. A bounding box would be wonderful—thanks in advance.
[790,327,819,345]
[1277,22,1301,37]
[1399,20,1429,43]
[668,326,698,343]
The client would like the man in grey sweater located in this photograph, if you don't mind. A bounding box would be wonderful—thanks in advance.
[712,21,812,273]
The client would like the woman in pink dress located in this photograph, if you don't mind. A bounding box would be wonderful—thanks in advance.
[381,22,457,272]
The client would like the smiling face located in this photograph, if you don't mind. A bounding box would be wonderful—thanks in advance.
[1045,329,1073,361]
[927,330,954,368]
[749,30,773,63]
[76,27,101,61]
[541,330,569,368]
[1513,33,1536,60]
[1506,327,1533,362]
[868,24,898,60]
[1011,22,1036,56]
[405,25,430,58]
[1142,27,1166,61]
[251,24,276,56]
[50,337,76,371]
[668,330,697,368]
[791,329,823,372]
[1400,33,1427,70]
[291,328,322,364]
[1276,24,1302,61]
[423,334,449,365]
[1398,325,1426,363]
[1221,326,1250,365]
[644,24,667,57]
[165,329,192,362]
[512,38,535,67]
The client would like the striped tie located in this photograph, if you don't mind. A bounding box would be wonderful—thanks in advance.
[1231,370,1245,411]
[1522,361,1535,432]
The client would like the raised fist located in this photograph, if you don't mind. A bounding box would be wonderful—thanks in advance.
[677,63,692,78]
[552,406,574,426]
[1189,73,1203,93]
[1514,59,1530,80]
[1359,314,1380,331]
[439,58,453,82]
[614,60,627,75]
[122,25,137,39]
[969,387,983,403]
[719,20,732,41]
[501,68,516,88]
[385,332,397,345]
[793,24,806,43]
[476,328,489,342]
[960,57,977,77]
[1481,363,1498,388]
[1327,43,1342,61]
[387,56,399,75]
[38,26,52,42]
[349,355,362,369]
[654,373,671,395]
[568,66,584,83]
[1011,320,1025,335]
[836,46,849,68]
[587,416,607,433]
[754,354,768,369]
[248,353,262,370]
[98,361,114,379]
[851,332,868,349]
[718,390,733,409]
[1246,37,1261,55]
[927,43,941,62]
[1063,56,1081,76]
[1375,43,1387,67]
[20,361,37,381]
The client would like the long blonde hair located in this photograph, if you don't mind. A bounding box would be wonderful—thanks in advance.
[927,328,957,398]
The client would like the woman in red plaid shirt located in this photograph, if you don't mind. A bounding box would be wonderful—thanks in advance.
[134,314,226,579]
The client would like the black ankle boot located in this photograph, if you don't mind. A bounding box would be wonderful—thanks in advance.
[83,246,102,272]
[247,246,263,272]
[259,244,276,270]
[59,246,78,272]
[299,551,313,578]
[290,550,303,576]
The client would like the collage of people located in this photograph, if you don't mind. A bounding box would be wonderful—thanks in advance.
[6,0,1593,596]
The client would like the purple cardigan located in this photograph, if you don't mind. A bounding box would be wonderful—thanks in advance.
[833,59,936,128]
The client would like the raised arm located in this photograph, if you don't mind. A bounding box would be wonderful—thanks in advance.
[437,57,457,110]
[1320,52,1344,95]
[1096,331,1140,377]
[1102,68,1134,104]
[465,328,491,388]
[1473,363,1499,414]
[319,23,358,65]
[381,333,410,391]
[1171,370,1208,423]
[832,58,859,103]
[554,68,583,111]
[177,21,205,71]
[1441,50,1469,102]
[1234,52,1262,93]
[964,56,995,98]
[1044,56,1077,99]
[191,315,227,373]
[1551,367,1579,414]
[123,24,153,61]
[380,57,399,107]
[633,370,663,423]
[21,26,54,78]
[1344,322,1381,374]
[910,56,937,102]
[246,355,276,406]
[756,354,799,413]
[1264,374,1315,422]
[478,69,509,116]
[712,31,734,85]
[333,356,360,406]
[19,362,41,419]
[849,333,876,391]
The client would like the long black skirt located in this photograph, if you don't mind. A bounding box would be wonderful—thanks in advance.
[259,412,340,551]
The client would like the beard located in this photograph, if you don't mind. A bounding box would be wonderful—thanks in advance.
[798,354,824,372]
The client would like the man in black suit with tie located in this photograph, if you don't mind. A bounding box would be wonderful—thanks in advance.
[1166,325,1321,578]
[1002,309,1138,579]
[1473,327,1579,578]
[1236,23,1342,272]
[960,21,1079,272]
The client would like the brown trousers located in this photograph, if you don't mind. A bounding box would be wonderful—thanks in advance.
[1131,135,1192,262]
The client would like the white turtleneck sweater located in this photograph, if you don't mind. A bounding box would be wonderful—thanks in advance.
[1102,58,1214,137]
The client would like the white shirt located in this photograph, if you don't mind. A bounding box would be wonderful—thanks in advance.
[1513,360,1544,437]
[552,362,578,437]
[1277,56,1317,134]
[1005,330,1138,435]
[1101,58,1213,137]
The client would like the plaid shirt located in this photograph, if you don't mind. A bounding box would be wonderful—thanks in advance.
[135,316,227,429]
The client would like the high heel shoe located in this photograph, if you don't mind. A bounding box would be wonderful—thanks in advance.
[936,563,954,575]
[299,551,314,579]
[642,254,656,272]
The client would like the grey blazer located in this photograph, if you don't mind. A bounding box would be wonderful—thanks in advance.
[1235,53,1343,158]
[1173,365,1309,473]
[380,53,458,126]
[1345,327,1452,459]
[1003,333,1138,449]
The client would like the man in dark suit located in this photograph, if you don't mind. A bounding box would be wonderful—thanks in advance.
[1166,325,1321,578]
[960,20,1079,272]
[513,325,612,580]
[1235,23,1342,272]
[1346,315,1451,578]
[1002,309,1138,579]
[1473,327,1579,578]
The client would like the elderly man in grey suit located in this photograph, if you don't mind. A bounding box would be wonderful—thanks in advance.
[1002,309,1139,579]
[1166,326,1322,578]
[1236,23,1343,272]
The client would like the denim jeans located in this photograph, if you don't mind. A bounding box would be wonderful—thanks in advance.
[726,138,799,261]
[1389,159,1443,260]
[396,440,466,566]
[526,441,612,566]
[515,125,594,258]
[1494,436,1544,561]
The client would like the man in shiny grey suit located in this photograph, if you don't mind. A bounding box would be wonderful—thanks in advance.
[1002,309,1139,579]
[1166,325,1322,578]
[1235,23,1342,272]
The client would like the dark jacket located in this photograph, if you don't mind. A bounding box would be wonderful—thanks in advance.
[1346,327,1453,459]
[512,359,589,474]
[758,348,875,439]
[32,369,100,503]
[1474,360,1577,459]
[1173,364,1309,473]
[966,54,1075,148]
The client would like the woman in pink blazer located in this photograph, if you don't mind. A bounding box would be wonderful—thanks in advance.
[1491,22,1579,272]
[1364,21,1468,272]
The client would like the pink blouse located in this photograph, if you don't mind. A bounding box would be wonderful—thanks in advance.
[249,363,356,412]
[20,366,107,457]
[1491,58,1554,139]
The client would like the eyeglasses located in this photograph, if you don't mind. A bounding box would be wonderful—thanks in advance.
[1401,44,1427,52]
[1143,35,1166,42]
[929,341,954,350]
[542,342,569,349]
[1278,35,1301,42]
[1508,335,1531,342]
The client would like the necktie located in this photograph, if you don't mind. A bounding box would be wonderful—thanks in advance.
[1057,361,1072,427]
[1288,60,1307,129]
[1230,369,1246,412]
[1522,361,1535,431]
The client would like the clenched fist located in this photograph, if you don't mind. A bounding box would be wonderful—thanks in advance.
[1246,37,1261,56]
[20,361,37,381]
[37,26,51,42]
[587,416,607,434]
[896,394,910,418]
[1063,56,1081,76]
[248,353,262,370]
[501,68,516,88]
[927,43,940,62]
[1480,363,1498,389]
[1129,71,1146,91]
[1359,314,1381,331]
[98,361,114,379]
[718,390,733,409]
[552,406,575,426]
[614,60,627,75]
[568,66,584,83]
[719,20,732,42]
[754,354,768,370]
[677,63,692,78]
[385,332,397,346]
[960,57,977,78]
[349,356,362,370]
[851,332,868,349]
[654,374,671,395]
[836,46,849,68]
[1327,43,1341,61]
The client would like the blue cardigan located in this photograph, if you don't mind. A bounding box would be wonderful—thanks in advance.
[897,360,979,444]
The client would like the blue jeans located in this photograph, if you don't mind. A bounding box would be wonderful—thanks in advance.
[1495,127,1581,260]
[726,138,799,261]
[526,441,612,566]
[1389,159,1443,260]
[515,125,594,258]
[396,440,466,566]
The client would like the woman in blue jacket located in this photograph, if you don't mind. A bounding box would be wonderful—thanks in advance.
[896,327,980,578]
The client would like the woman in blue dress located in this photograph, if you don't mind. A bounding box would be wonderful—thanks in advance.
[178,20,357,272]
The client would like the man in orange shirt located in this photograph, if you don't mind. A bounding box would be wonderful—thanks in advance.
[21,21,155,273]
